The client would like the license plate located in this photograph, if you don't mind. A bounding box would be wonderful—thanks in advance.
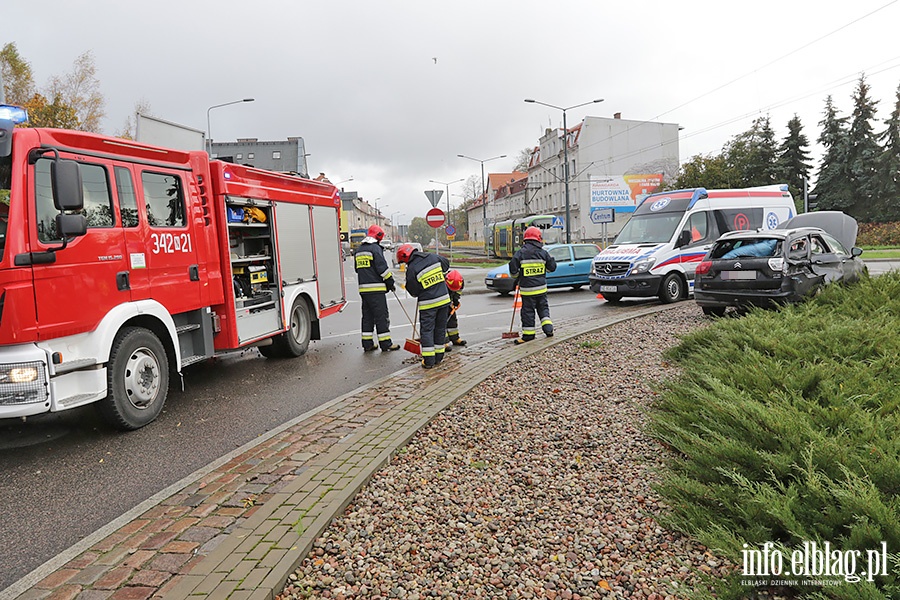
[720,270,757,280]
[599,285,618,293]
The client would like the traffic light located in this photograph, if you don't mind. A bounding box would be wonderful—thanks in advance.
[807,194,818,212]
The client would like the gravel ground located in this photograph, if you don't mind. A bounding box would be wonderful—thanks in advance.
[279,304,734,599]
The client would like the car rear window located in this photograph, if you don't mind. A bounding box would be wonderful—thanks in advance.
[712,237,781,259]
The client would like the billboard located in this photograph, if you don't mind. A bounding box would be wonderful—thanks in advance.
[590,174,664,216]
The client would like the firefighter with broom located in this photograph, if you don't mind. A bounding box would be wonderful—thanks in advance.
[353,225,400,352]
[396,243,451,369]
[509,226,557,344]
[444,269,466,350]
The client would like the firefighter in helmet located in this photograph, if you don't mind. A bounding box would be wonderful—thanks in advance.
[445,269,466,348]
[396,243,451,369]
[509,226,557,344]
[353,225,400,352]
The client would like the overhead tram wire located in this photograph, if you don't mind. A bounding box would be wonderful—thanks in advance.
[567,1,900,158]
[571,57,900,170]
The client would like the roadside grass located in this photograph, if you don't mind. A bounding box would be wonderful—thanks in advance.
[650,272,900,599]
[859,247,900,259]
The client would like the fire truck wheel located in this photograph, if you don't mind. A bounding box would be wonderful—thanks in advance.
[98,327,169,430]
[260,297,311,358]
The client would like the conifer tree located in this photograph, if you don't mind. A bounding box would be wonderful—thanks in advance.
[845,74,881,220]
[813,95,852,211]
[777,115,812,212]
[873,83,900,220]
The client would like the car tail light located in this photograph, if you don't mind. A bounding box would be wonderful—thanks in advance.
[696,260,712,275]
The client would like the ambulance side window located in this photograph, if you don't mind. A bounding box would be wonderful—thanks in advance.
[36,159,113,243]
[141,171,185,228]
[115,167,139,228]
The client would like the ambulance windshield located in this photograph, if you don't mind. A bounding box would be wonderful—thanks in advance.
[614,213,683,244]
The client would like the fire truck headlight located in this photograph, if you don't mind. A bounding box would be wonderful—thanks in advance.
[9,367,39,383]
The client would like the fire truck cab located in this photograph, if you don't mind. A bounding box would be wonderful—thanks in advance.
[0,105,345,430]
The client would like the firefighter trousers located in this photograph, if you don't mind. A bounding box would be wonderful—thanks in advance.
[360,292,394,350]
[447,306,462,343]
[520,293,553,341]
[420,303,450,366]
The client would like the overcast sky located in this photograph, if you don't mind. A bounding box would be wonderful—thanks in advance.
[7,0,900,226]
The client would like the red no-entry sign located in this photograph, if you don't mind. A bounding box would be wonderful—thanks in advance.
[426,207,445,228]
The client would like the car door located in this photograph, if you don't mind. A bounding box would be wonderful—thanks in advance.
[572,244,601,283]
[548,246,574,286]
[808,233,844,284]
[820,232,862,282]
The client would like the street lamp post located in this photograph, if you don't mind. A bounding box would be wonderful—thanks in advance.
[429,178,464,259]
[524,97,603,243]
[457,154,506,248]
[206,98,255,155]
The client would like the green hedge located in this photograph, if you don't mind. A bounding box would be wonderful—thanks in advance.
[651,272,900,598]
[857,222,900,247]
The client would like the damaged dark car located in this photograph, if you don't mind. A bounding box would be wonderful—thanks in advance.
[693,211,866,316]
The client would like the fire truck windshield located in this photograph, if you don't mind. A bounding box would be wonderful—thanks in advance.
[0,154,10,259]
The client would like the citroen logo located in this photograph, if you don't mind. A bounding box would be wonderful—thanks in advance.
[733,261,742,269]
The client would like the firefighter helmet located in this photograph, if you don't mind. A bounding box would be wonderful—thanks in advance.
[367,224,385,241]
[446,269,464,292]
[396,243,415,264]
[524,226,542,242]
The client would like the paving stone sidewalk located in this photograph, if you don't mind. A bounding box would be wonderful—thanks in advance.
[3,304,669,600]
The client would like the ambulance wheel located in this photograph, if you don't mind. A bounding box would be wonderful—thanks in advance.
[261,297,311,358]
[99,327,169,431]
[659,273,685,304]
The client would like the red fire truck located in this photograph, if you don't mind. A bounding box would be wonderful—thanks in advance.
[0,104,346,430]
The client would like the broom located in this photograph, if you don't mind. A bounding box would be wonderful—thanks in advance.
[392,290,421,354]
[502,286,521,339]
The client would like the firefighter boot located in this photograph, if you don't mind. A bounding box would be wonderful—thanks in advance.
[381,342,400,352]
[421,359,434,369]
[449,335,467,346]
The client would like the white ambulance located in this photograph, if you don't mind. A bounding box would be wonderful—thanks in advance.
[588,185,796,303]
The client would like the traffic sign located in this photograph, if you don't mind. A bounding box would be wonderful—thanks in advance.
[551,216,565,229]
[426,207,446,228]
[445,224,456,236]
[424,190,444,208]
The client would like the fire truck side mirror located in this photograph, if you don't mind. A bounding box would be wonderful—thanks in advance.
[56,213,87,238]
[51,159,84,211]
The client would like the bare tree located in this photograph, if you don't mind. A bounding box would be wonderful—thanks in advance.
[513,147,534,172]
[116,99,153,140]
[46,51,106,133]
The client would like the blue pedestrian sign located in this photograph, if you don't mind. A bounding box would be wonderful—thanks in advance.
[551,216,564,229]
[445,224,456,236]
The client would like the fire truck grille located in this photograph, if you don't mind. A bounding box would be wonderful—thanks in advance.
[0,362,49,406]
[594,261,631,277]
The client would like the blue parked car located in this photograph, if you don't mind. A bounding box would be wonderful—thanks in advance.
[484,243,601,295]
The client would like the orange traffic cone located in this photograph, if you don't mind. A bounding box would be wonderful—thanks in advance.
[513,294,522,309]
[596,293,604,300]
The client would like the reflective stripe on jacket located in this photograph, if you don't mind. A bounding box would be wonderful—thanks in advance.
[509,240,557,296]
[353,240,394,293]
[405,251,451,310]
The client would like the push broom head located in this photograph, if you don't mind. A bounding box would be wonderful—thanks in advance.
[502,331,520,339]
[404,338,421,355]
